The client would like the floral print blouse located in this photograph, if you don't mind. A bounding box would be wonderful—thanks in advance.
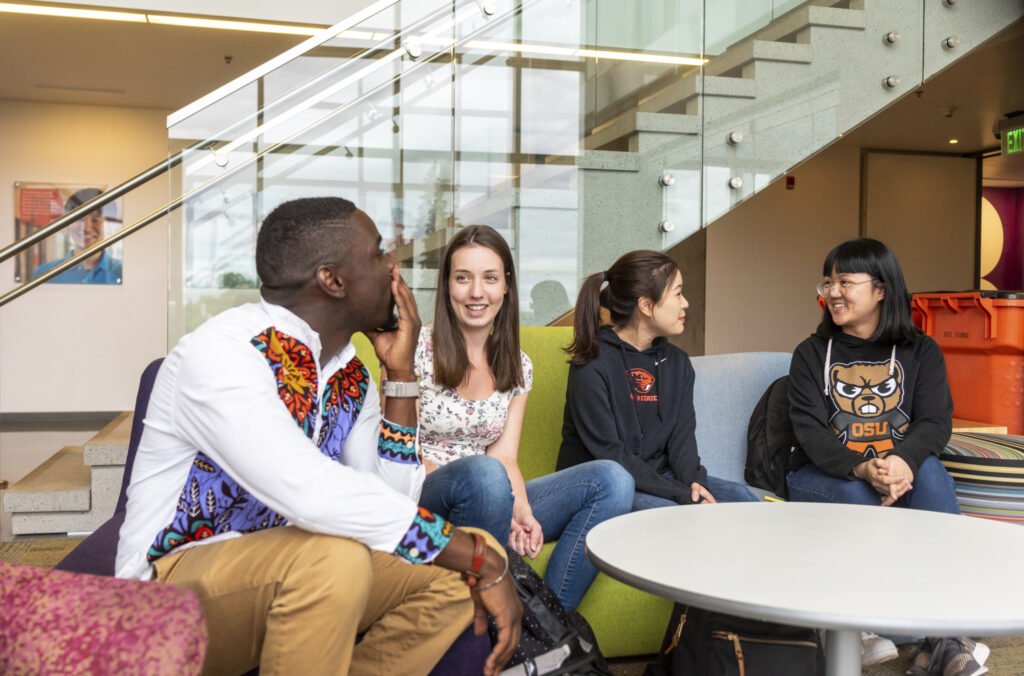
[415,327,533,467]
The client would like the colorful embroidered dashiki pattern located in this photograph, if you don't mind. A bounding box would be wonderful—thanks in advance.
[146,326,451,565]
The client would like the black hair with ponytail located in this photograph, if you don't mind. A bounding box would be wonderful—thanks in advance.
[567,250,679,365]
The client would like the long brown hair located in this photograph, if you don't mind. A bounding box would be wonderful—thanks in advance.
[432,225,523,392]
[568,250,680,365]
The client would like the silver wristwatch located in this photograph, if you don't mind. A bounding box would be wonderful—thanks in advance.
[382,379,419,398]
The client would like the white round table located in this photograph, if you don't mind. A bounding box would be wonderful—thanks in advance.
[586,502,1024,675]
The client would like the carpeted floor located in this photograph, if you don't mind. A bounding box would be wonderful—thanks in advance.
[0,538,82,568]
[3,539,1023,674]
[607,637,1024,675]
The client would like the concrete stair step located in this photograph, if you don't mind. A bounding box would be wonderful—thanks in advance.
[5,411,133,535]
[12,510,109,537]
[580,3,865,146]
[586,112,700,150]
[639,74,757,115]
[747,4,865,46]
[84,411,132,466]
[705,40,813,77]
[3,446,90,514]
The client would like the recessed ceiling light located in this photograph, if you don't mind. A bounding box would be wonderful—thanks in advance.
[147,15,321,36]
[0,2,143,22]
[36,83,126,94]
[0,2,323,34]
[949,138,959,144]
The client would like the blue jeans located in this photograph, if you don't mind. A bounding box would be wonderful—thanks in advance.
[420,455,515,542]
[786,455,960,514]
[420,456,634,611]
[632,473,758,511]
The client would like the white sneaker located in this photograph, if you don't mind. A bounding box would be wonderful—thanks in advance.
[862,632,899,666]
[973,640,991,668]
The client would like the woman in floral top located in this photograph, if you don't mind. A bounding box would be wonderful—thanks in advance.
[413,225,634,612]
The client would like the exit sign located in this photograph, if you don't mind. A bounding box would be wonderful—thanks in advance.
[1002,117,1024,157]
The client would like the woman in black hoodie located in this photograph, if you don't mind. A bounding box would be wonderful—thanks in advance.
[557,250,756,509]
[787,239,989,673]
[787,238,960,512]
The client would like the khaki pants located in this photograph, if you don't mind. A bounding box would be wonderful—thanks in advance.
[153,526,483,676]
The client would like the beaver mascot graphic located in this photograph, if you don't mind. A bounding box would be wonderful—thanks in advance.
[828,360,910,458]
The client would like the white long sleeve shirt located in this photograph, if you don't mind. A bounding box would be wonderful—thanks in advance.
[116,300,436,580]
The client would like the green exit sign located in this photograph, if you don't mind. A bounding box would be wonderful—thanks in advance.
[1002,117,1024,156]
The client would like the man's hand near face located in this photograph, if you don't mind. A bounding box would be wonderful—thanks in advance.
[368,266,421,427]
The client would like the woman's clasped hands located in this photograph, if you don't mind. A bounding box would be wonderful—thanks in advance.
[853,455,915,506]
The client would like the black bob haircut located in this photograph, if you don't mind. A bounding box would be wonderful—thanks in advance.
[818,238,920,345]
[256,197,358,290]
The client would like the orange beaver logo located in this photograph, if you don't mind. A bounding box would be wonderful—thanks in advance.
[628,368,655,394]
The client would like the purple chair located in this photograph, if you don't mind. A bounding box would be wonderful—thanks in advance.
[57,358,488,674]
[56,358,163,576]
[0,560,206,675]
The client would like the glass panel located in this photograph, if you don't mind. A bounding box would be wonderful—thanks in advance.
[169,0,476,337]
[699,0,925,229]
[162,0,1012,339]
[451,0,588,325]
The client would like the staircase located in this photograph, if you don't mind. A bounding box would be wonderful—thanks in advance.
[4,414,130,536]
[3,0,1022,535]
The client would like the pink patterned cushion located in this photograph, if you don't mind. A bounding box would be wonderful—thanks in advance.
[0,561,206,675]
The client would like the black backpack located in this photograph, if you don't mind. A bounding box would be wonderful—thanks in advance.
[489,549,611,676]
[745,376,800,499]
[644,604,823,676]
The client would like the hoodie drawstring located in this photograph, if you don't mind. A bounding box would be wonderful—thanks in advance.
[823,338,833,396]
[823,338,896,396]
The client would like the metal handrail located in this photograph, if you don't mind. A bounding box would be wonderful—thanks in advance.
[0,0,460,267]
[170,0,462,176]
[0,0,534,308]
[0,148,199,265]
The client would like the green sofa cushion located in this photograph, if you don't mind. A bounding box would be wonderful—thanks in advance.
[518,327,574,480]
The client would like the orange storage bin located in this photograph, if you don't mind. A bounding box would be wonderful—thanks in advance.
[912,291,1024,435]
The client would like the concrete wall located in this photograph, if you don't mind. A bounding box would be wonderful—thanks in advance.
[703,144,978,354]
[0,101,170,412]
[705,146,862,354]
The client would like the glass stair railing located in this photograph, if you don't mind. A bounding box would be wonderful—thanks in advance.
[166,0,1020,340]
[2,0,1020,350]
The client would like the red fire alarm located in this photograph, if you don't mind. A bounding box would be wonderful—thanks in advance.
[785,175,796,190]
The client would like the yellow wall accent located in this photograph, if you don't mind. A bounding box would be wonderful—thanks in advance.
[980,196,1005,289]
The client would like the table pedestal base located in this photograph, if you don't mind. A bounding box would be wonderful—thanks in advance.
[825,629,862,676]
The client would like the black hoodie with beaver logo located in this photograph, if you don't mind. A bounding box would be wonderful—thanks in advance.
[788,327,952,479]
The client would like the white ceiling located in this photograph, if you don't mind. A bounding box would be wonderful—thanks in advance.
[0,12,308,113]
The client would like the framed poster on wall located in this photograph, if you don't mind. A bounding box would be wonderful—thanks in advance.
[13,182,123,285]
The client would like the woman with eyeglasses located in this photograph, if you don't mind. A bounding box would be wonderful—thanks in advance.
[558,250,756,511]
[788,238,959,510]
[788,239,987,671]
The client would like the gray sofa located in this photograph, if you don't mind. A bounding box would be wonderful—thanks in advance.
[692,351,793,488]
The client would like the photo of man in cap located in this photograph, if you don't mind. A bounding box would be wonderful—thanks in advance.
[32,187,123,284]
